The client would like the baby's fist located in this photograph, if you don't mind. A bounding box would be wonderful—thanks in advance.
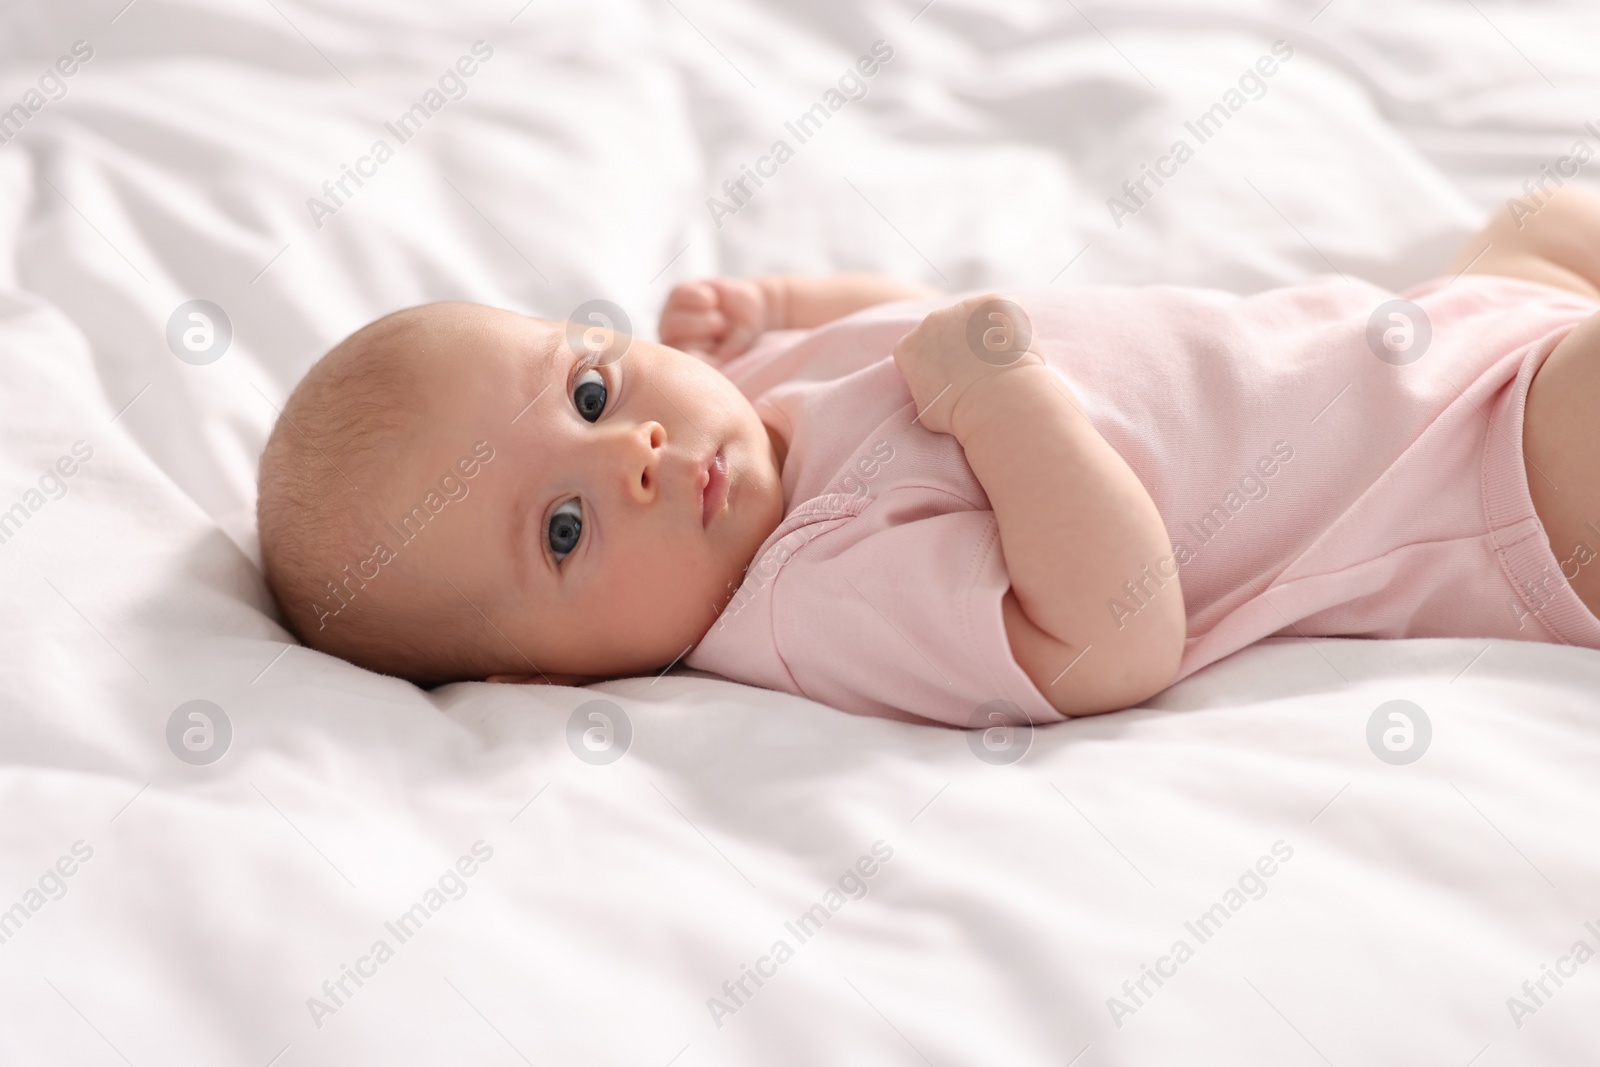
[659,277,770,363]
[892,294,1043,438]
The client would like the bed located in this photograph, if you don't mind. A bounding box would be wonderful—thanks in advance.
[3,0,1598,1062]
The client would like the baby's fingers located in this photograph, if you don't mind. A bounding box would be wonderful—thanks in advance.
[711,320,761,362]
[660,307,725,341]
[666,280,718,313]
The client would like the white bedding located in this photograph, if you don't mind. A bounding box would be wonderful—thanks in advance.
[3,0,1599,1062]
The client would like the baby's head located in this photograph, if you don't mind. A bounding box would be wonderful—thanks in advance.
[257,302,786,686]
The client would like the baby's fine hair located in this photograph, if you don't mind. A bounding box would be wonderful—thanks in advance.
[256,304,500,684]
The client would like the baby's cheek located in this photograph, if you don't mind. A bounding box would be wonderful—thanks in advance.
[611,533,714,626]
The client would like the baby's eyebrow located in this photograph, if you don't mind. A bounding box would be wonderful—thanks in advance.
[509,331,566,424]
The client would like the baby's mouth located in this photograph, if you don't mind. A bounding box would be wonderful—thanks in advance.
[700,448,728,528]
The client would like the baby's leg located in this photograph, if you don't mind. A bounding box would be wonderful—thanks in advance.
[1445,185,1600,298]
[1523,309,1600,619]
[1458,188,1600,617]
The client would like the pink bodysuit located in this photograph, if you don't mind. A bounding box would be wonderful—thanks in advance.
[683,275,1600,725]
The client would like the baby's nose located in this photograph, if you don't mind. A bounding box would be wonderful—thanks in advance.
[622,421,666,503]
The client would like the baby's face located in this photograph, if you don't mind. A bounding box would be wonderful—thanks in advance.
[386,305,785,682]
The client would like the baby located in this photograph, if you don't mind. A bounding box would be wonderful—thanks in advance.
[257,189,1600,725]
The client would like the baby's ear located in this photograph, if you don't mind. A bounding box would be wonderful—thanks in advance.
[486,671,592,687]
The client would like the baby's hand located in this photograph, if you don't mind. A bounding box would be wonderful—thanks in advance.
[659,277,770,362]
[892,294,1044,438]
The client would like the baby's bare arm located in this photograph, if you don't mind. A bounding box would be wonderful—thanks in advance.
[958,369,1185,715]
[661,274,940,361]
[894,297,1185,716]
[756,274,942,330]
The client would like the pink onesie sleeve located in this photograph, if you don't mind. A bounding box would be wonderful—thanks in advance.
[768,498,1064,727]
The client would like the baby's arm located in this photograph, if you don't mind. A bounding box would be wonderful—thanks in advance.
[894,296,1186,716]
[757,274,944,330]
[660,274,940,361]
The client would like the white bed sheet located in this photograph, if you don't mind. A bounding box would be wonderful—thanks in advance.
[2,0,1599,1063]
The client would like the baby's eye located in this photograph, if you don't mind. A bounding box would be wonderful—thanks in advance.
[547,499,583,562]
[573,367,607,423]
